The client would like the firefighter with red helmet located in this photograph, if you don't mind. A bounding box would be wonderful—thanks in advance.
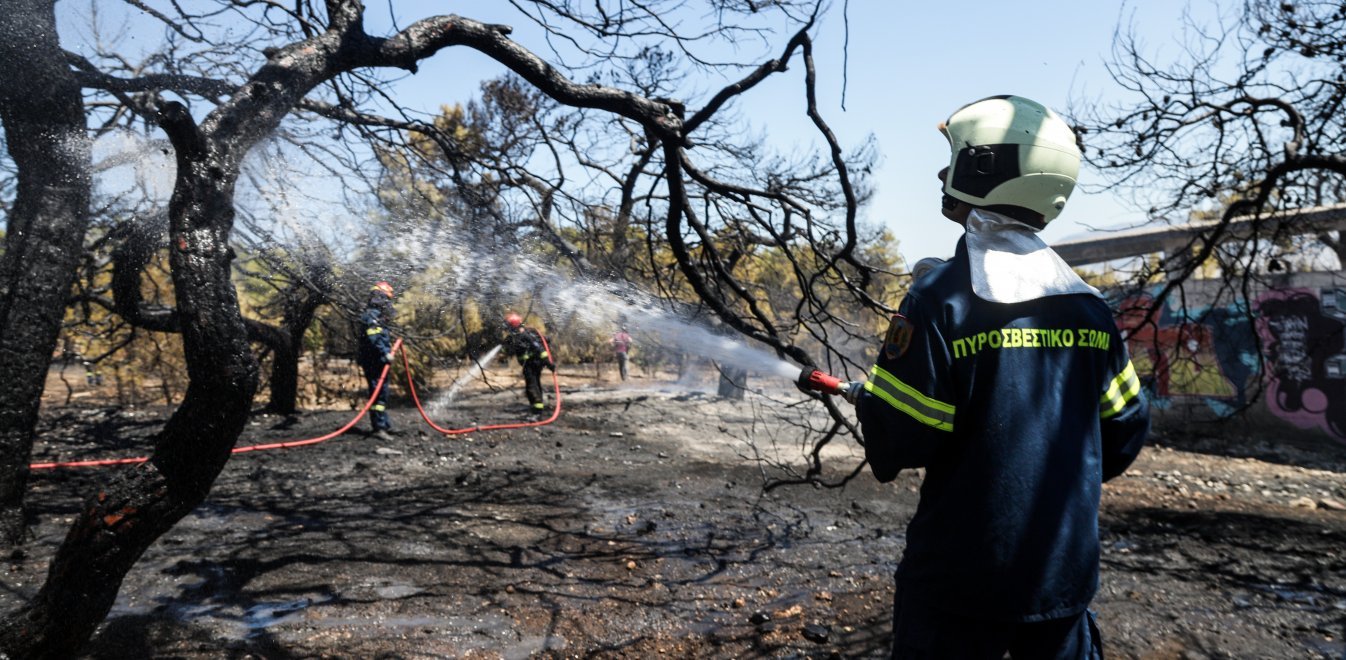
[358,281,397,441]
[501,312,553,412]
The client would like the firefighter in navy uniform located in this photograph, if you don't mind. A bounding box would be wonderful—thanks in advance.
[852,96,1150,659]
[358,281,397,441]
[502,312,554,412]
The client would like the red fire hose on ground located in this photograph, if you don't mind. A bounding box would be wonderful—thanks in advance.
[400,335,561,435]
[29,339,405,470]
[29,336,562,470]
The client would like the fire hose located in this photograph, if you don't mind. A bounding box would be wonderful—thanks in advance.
[31,336,847,470]
[401,334,561,435]
[29,339,404,470]
[28,336,559,470]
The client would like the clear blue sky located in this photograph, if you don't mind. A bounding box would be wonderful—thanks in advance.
[62,1,1218,265]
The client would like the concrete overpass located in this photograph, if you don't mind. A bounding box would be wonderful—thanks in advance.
[1050,203,1346,267]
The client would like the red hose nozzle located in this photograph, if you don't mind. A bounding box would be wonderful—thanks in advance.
[798,368,845,395]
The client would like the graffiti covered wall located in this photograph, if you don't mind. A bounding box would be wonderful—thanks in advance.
[1114,273,1346,444]
[1256,287,1346,439]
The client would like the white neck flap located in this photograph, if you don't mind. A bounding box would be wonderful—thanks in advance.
[963,208,1101,304]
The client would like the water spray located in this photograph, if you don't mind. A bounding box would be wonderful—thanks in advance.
[443,344,503,402]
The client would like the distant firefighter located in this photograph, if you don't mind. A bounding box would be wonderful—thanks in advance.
[358,281,397,441]
[610,326,633,381]
[82,360,102,387]
[502,312,554,412]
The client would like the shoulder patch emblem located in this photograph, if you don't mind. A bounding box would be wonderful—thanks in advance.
[883,313,914,360]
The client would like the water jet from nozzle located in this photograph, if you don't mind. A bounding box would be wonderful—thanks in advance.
[429,344,504,415]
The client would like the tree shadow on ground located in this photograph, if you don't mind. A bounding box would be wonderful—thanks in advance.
[1100,505,1346,656]
[1149,417,1346,474]
[1103,506,1346,593]
[65,437,896,658]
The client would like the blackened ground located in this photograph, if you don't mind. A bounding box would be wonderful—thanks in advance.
[5,368,1346,659]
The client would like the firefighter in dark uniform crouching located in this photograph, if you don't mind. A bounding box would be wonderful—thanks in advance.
[502,312,554,412]
[850,96,1150,659]
[358,281,397,441]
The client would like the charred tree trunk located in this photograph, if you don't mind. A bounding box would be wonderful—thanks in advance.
[0,1,793,652]
[717,366,748,400]
[265,273,328,415]
[105,215,322,415]
[0,7,529,654]
[0,100,259,658]
[266,340,301,414]
[0,0,91,546]
[608,147,656,279]
[108,214,179,332]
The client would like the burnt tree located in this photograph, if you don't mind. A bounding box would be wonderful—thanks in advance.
[1080,0,1346,299]
[0,0,91,546]
[0,1,884,653]
[254,261,332,415]
[1076,0,1346,415]
[0,5,568,656]
[307,5,887,489]
[78,215,327,415]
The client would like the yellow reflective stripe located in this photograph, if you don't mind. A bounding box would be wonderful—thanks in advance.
[372,404,386,412]
[865,365,955,432]
[1100,360,1140,418]
[532,403,546,409]
[540,351,550,359]
[1100,360,1141,419]
[366,327,383,336]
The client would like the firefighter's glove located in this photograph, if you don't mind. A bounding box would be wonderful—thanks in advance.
[383,352,395,364]
[547,360,556,372]
[839,380,865,405]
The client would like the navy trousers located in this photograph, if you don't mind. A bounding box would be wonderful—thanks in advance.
[360,359,392,431]
[522,360,546,410]
[891,584,1103,659]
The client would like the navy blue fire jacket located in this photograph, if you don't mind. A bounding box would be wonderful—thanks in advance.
[503,326,549,365]
[856,237,1149,622]
[358,295,394,366]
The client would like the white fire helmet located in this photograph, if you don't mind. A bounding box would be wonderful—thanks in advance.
[938,95,1082,228]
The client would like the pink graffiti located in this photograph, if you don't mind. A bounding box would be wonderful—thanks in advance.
[1255,288,1340,437]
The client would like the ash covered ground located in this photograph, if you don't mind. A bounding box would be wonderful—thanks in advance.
[6,367,1346,658]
